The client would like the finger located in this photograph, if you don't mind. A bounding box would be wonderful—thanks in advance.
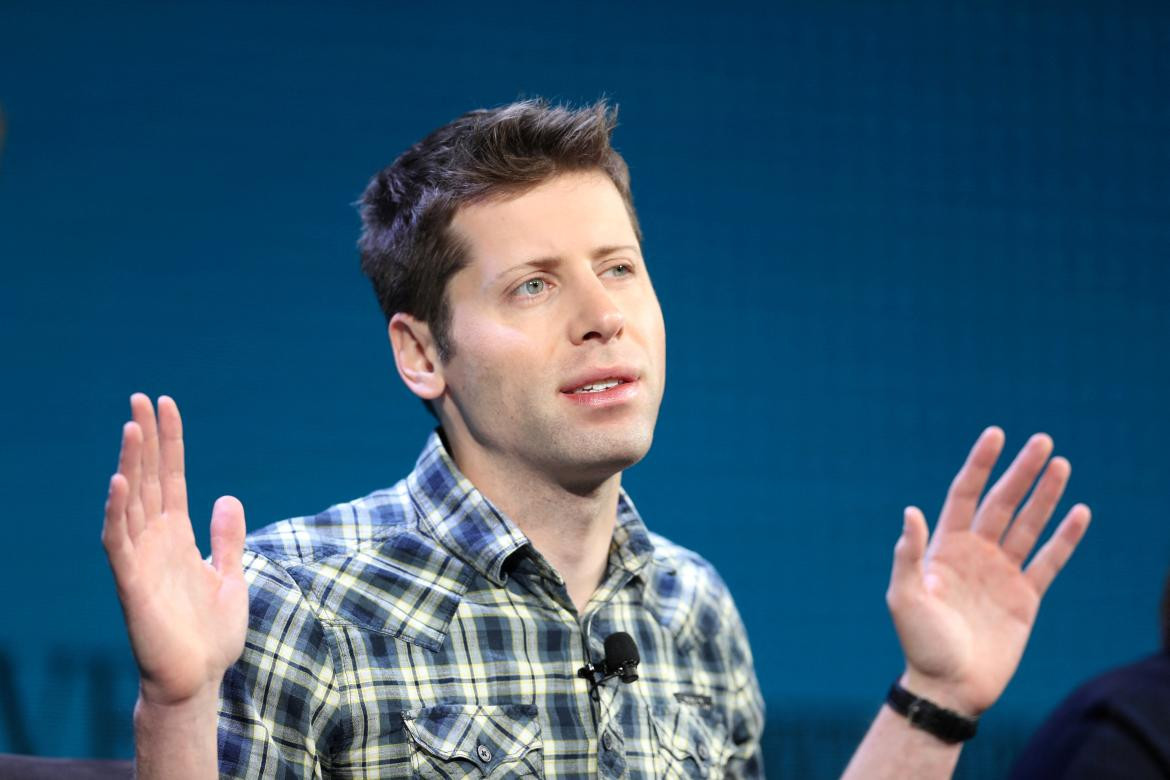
[210,496,247,578]
[101,473,133,569]
[1001,456,1071,564]
[118,420,146,541]
[156,396,188,518]
[130,393,163,521]
[1025,504,1092,597]
[937,427,1005,533]
[887,506,929,609]
[972,433,1054,542]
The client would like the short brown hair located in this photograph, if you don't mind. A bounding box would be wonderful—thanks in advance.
[358,99,640,362]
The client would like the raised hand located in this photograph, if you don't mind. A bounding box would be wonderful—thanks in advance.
[102,394,248,707]
[886,427,1092,716]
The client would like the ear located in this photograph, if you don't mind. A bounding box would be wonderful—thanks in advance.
[388,313,445,401]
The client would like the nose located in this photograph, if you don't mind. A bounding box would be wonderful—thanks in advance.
[570,276,625,345]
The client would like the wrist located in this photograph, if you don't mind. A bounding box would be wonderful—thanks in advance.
[135,682,220,724]
[898,669,982,718]
[887,677,979,745]
[133,684,220,780]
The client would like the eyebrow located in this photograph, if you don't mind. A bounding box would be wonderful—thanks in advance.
[490,244,642,285]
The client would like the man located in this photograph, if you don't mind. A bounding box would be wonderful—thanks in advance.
[1009,571,1170,778]
[102,100,1091,778]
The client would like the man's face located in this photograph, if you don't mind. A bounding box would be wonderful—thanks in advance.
[436,170,666,489]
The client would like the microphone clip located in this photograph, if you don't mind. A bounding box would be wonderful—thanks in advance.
[576,633,640,701]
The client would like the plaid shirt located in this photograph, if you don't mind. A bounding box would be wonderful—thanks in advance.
[218,432,764,778]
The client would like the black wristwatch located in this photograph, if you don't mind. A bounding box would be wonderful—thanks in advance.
[886,680,979,744]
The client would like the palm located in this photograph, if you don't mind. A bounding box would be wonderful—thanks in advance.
[103,394,248,705]
[886,428,1091,715]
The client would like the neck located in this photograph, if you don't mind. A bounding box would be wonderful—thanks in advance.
[444,432,620,614]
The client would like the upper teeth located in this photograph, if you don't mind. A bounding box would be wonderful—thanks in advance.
[574,379,621,393]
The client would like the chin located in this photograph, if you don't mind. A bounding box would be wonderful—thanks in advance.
[553,427,655,488]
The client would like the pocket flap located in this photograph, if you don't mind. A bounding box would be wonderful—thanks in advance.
[403,703,542,774]
[648,702,724,769]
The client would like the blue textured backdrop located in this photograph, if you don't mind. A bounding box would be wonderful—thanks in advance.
[1,1,1168,776]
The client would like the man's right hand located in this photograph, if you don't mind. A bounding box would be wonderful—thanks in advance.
[102,393,248,707]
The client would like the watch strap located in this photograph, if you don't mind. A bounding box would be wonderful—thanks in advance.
[886,680,979,744]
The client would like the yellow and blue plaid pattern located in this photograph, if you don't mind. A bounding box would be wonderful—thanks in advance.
[218,432,764,778]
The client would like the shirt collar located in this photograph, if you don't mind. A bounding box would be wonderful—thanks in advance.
[406,430,656,586]
[406,431,528,587]
[610,489,655,576]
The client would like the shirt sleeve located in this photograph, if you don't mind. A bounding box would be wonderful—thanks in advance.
[1011,702,1170,780]
[1058,716,1169,780]
[217,550,349,779]
[721,587,766,778]
[1009,656,1170,780]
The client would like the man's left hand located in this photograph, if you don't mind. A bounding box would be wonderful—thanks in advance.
[886,426,1091,716]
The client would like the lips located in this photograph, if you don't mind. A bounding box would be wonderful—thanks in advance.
[559,368,638,395]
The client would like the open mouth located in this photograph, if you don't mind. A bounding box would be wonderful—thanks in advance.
[558,369,639,403]
[558,374,640,408]
[567,378,626,394]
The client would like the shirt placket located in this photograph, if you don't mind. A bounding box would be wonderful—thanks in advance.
[515,549,642,779]
[580,561,644,780]
[504,552,605,778]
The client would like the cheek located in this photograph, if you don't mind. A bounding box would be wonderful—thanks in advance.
[630,301,666,361]
[639,306,667,392]
[449,315,550,390]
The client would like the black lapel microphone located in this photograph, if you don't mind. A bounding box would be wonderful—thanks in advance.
[577,632,640,699]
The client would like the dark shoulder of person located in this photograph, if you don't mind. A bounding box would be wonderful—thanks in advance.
[1010,651,1170,779]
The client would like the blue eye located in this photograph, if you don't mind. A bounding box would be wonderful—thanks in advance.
[518,278,546,296]
[607,264,632,277]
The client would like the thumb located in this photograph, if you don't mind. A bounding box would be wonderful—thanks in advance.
[888,506,929,602]
[210,495,246,577]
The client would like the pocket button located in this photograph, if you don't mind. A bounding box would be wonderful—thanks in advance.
[476,744,492,763]
[696,741,710,762]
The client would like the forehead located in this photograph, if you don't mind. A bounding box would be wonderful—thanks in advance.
[449,171,638,271]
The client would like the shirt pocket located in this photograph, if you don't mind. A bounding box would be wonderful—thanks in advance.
[648,701,731,779]
[402,703,544,779]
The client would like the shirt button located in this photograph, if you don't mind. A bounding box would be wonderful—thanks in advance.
[697,741,710,761]
[476,744,492,763]
[601,731,614,751]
